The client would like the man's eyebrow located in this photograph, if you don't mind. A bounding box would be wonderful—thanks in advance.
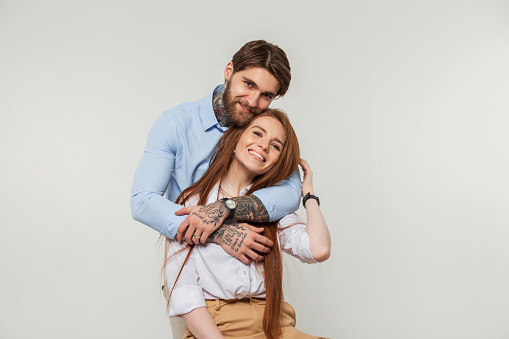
[251,125,285,145]
[242,76,276,98]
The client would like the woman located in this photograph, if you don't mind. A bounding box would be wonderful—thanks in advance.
[164,109,331,339]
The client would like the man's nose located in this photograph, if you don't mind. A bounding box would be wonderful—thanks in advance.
[246,91,260,108]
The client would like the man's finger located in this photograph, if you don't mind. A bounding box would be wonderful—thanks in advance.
[253,233,274,248]
[177,216,193,242]
[249,239,271,254]
[199,226,213,243]
[175,207,192,216]
[244,248,264,262]
[200,227,215,242]
[184,225,197,245]
[244,224,264,233]
[192,233,201,245]
[237,255,251,265]
[176,222,189,242]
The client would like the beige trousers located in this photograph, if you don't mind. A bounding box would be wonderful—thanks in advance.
[183,298,328,339]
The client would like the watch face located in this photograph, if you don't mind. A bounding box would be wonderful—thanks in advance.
[225,200,236,209]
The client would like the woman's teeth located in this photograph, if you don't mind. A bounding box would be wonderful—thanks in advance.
[248,150,264,162]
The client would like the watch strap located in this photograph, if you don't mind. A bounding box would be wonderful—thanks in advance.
[302,192,320,209]
[221,198,236,220]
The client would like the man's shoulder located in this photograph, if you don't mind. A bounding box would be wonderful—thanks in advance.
[160,91,214,126]
[161,100,202,123]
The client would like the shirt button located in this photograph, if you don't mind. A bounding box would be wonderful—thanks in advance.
[243,270,247,275]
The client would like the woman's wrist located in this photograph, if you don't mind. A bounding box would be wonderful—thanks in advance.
[302,189,314,197]
[302,192,320,208]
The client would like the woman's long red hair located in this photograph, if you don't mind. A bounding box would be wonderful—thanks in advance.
[164,109,300,339]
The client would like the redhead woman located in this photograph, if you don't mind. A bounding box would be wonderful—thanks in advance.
[164,109,331,339]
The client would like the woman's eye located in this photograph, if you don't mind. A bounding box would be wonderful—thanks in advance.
[253,131,261,137]
[272,144,281,151]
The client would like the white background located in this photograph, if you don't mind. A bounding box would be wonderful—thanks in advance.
[1,1,509,338]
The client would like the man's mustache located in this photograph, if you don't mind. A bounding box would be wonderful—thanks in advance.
[236,99,261,115]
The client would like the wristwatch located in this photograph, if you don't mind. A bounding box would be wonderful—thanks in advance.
[221,198,236,220]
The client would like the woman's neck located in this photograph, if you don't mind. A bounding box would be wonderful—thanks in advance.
[220,161,255,198]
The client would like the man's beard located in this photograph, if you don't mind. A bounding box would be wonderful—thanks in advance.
[223,82,262,127]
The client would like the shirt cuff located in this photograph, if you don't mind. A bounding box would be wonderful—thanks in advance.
[251,190,277,221]
[169,285,206,317]
[295,233,319,264]
[160,214,186,239]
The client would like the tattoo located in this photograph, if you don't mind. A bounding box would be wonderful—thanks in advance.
[207,223,247,253]
[191,203,226,230]
[207,225,226,243]
[213,85,230,127]
[232,195,269,222]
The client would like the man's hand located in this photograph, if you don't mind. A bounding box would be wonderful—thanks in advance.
[176,200,228,244]
[208,223,273,265]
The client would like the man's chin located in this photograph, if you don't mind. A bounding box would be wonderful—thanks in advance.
[231,111,253,127]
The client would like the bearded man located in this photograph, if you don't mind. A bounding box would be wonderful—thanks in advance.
[131,40,300,263]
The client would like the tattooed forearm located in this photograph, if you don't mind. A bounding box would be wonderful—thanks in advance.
[231,195,269,222]
[207,223,247,253]
[207,225,227,244]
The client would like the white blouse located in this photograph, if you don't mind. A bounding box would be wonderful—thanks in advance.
[165,183,317,317]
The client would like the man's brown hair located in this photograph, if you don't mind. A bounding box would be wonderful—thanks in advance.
[231,40,291,98]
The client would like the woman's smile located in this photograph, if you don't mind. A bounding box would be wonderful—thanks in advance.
[248,149,266,162]
[233,116,286,177]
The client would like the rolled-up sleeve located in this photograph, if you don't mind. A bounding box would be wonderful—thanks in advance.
[169,285,207,317]
[278,213,317,264]
[165,240,206,316]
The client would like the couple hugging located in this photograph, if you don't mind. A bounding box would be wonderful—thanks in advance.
[131,40,331,339]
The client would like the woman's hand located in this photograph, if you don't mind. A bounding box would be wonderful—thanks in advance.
[299,158,331,262]
[299,158,314,197]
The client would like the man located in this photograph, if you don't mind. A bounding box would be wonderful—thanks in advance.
[131,40,301,264]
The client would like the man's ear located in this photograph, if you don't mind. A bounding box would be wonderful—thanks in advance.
[224,61,234,81]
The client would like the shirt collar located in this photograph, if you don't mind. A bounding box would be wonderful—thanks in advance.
[239,185,252,196]
[199,84,227,132]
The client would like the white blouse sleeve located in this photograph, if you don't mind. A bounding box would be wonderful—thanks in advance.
[278,213,318,264]
[165,240,206,317]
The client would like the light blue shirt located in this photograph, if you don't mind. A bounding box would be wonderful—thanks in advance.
[131,85,302,238]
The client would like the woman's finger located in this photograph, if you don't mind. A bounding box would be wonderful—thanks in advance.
[299,158,311,172]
